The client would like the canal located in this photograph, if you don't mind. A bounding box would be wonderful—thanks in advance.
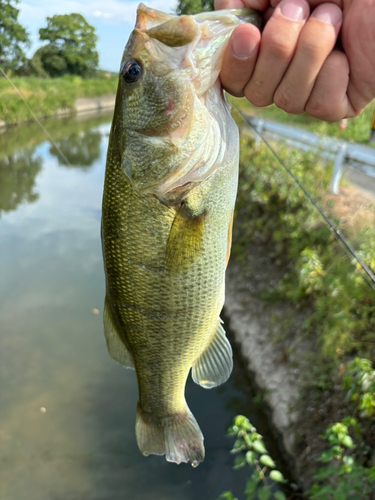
[0,111,288,500]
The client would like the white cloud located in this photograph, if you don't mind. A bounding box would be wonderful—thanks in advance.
[93,11,113,19]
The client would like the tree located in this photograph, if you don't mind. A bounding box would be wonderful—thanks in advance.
[176,0,214,15]
[0,0,30,71]
[31,45,66,78]
[38,13,98,77]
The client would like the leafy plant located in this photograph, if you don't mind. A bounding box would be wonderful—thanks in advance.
[343,358,375,419]
[176,0,214,15]
[218,416,288,500]
[306,418,375,499]
[0,0,30,71]
[221,414,375,500]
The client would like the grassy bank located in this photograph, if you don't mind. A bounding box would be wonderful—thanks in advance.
[233,131,375,364]
[226,116,375,497]
[0,75,118,125]
[233,97,375,147]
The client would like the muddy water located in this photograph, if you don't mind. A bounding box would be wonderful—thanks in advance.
[0,112,286,500]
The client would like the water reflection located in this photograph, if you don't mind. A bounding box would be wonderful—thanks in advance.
[49,129,102,169]
[0,150,41,215]
[0,112,111,159]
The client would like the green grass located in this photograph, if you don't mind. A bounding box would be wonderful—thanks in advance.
[0,75,118,125]
[232,97,375,147]
[232,128,375,363]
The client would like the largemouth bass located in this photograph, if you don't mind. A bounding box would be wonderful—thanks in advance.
[101,3,261,467]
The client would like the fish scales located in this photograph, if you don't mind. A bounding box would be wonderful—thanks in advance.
[103,126,236,407]
[102,3,261,466]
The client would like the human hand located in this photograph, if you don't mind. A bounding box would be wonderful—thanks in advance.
[215,0,375,121]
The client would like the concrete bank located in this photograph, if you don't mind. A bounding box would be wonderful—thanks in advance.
[224,257,314,489]
[74,94,115,115]
[0,93,116,131]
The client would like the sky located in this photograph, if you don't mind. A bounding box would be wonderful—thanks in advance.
[18,0,179,72]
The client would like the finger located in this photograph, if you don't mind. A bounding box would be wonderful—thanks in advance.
[215,0,247,9]
[244,0,310,107]
[273,3,342,114]
[214,0,270,9]
[305,50,356,121]
[271,0,342,7]
[343,0,375,114]
[220,24,261,97]
[263,6,275,22]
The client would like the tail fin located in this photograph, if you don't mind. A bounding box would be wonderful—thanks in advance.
[135,403,205,467]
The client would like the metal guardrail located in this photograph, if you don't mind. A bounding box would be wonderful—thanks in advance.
[241,114,375,194]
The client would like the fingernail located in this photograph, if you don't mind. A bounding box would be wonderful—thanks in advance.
[279,0,308,22]
[311,4,342,25]
[231,28,258,60]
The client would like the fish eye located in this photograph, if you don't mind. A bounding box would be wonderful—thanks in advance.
[121,60,143,84]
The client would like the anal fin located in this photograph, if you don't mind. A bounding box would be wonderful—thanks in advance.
[103,297,134,369]
[192,320,233,389]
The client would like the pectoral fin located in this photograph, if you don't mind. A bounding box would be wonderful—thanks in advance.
[103,297,134,369]
[166,204,205,273]
[192,320,233,389]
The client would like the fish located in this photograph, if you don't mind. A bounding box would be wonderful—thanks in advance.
[101,3,261,467]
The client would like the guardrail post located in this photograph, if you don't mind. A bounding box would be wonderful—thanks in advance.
[254,119,264,146]
[330,144,347,194]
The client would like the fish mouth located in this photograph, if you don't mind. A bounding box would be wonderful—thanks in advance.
[133,4,261,96]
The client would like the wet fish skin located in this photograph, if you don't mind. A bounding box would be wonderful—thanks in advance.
[101,3,261,467]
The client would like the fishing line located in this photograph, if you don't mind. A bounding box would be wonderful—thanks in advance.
[232,102,375,291]
[0,66,71,166]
